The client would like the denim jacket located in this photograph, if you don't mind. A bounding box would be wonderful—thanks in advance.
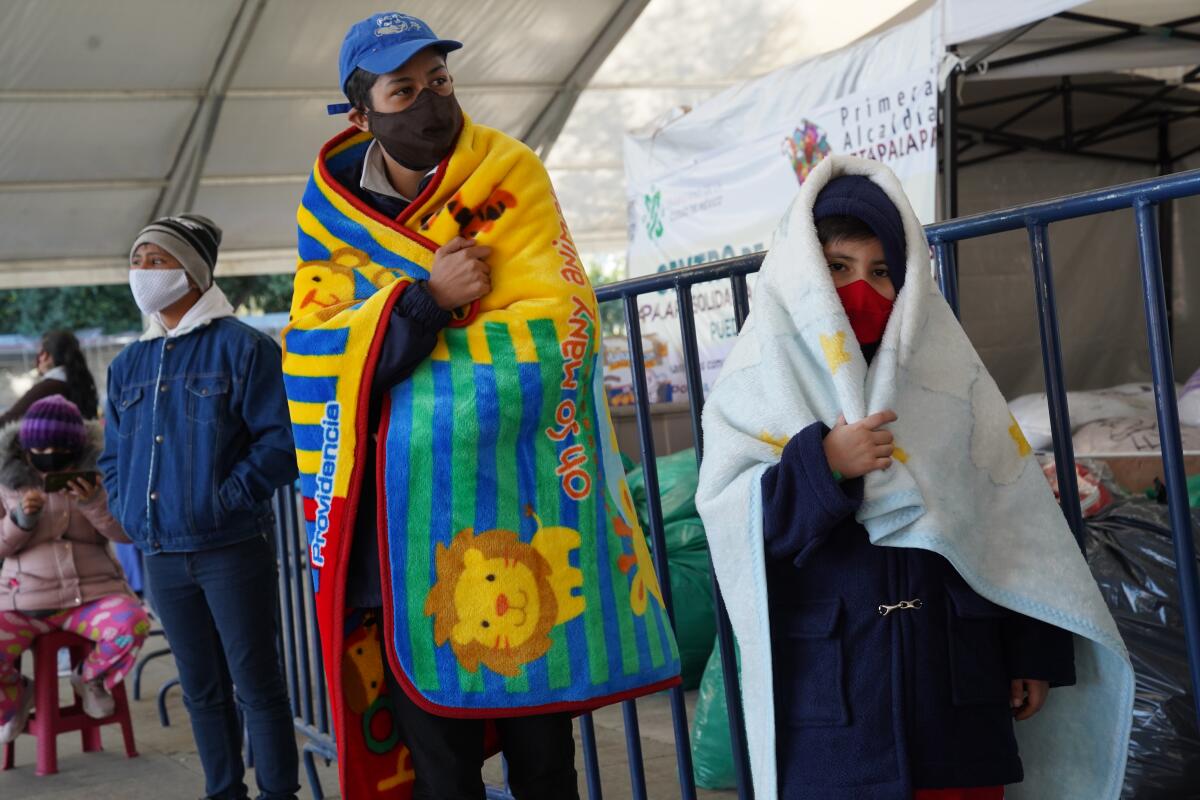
[100,317,298,553]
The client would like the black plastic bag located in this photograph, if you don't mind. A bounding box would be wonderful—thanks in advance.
[1085,499,1200,799]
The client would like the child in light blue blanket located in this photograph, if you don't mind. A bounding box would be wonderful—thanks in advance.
[758,175,1076,800]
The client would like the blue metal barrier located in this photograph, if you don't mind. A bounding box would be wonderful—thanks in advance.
[926,169,1200,731]
[271,487,337,799]
[271,485,516,799]
[275,166,1200,799]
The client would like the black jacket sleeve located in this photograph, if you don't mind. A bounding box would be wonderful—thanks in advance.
[348,281,451,610]
[369,281,452,411]
[1002,614,1077,686]
[760,421,863,569]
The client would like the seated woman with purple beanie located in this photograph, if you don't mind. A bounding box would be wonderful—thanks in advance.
[0,395,149,743]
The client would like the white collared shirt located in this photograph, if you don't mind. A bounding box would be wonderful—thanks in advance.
[360,140,437,201]
[360,140,410,200]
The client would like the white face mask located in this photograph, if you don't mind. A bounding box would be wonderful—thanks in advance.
[129,269,192,316]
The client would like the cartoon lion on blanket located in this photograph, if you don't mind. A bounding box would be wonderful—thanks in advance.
[425,516,586,677]
[289,247,400,320]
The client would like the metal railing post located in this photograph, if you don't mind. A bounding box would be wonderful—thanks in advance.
[676,284,755,800]
[578,712,604,800]
[292,505,315,727]
[931,240,961,318]
[1025,222,1086,545]
[622,701,650,800]
[622,294,699,799]
[1131,200,1200,726]
[730,274,751,329]
[274,489,300,715]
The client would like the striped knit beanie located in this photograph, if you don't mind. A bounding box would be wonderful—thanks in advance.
[130,214,223,291]
[20,395,88,453]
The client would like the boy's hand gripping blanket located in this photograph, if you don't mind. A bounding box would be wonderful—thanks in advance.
[283,117,680,799]
[695,155,1133,800]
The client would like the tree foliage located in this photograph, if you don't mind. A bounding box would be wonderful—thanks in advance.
[0,261,621,338]
[0,274,296,337]
[220,274,295,315]
[0,285,141,337]
[587,260,627,339]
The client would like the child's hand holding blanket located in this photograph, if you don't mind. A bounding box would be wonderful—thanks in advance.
[822,409,897,478]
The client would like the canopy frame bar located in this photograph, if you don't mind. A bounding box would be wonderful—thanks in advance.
[520,0,651,160]
[984,11,1200,73]
[150,0,269,220]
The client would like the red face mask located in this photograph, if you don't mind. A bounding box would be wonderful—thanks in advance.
[836,280,894,345]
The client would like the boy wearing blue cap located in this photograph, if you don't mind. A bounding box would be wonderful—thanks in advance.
[293,13,581,800]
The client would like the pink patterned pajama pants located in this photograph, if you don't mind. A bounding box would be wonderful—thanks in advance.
[0,595,150,722]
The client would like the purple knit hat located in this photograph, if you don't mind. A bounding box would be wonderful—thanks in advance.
[19,395,88,453]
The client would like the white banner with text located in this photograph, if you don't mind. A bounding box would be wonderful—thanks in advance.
[621,7,942,400]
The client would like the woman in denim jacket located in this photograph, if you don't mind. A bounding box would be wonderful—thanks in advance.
[99,214,300,800]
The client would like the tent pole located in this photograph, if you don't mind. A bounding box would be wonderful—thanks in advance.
[1158,114,1174,343]
[940,64,959,222]
[939,61,961,312]
[986,12,1200,73]
[150,0,268,220]
[956,122,1159,167]
[1061,77,1074,149]
[962,20,1044,72]
[1073,67,1200,148]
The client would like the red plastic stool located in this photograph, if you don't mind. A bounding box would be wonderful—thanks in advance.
[1,630,138,775]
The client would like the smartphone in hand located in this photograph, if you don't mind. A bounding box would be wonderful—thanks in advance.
[44,470,99,493]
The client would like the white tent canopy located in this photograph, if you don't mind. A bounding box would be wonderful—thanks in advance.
[0,0,652,288]
[944,0,1200,77]
[0,0,917,290]
[1,0,1197,292]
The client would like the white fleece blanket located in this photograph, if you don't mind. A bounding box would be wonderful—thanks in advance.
[695,155,1133,800]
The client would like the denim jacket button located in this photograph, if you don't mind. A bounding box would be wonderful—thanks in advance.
[155,435,164,444]
[159,384,168,393]
[150,491,159,501]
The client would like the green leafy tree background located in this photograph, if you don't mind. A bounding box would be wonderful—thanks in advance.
[587,255,627,339]
[0,261,624,339]
[0,285,141,336]
[0,275,295,337]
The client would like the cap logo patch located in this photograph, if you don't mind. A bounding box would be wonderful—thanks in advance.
[374,13,422,37]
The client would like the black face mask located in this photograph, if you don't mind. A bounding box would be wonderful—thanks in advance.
[29,451,74,473]
[368,90,463,171]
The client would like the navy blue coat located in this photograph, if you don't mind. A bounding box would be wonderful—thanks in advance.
[344,281,451,608]
[762,422,1076,800]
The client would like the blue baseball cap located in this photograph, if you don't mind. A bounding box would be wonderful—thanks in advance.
[330,13,461,113]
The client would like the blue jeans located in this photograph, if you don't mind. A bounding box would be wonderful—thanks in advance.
[145,533,299,800]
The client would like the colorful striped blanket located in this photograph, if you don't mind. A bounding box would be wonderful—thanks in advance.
[283,116,680,799]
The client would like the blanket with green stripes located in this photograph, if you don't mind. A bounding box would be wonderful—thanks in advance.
[283,117,680,799]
